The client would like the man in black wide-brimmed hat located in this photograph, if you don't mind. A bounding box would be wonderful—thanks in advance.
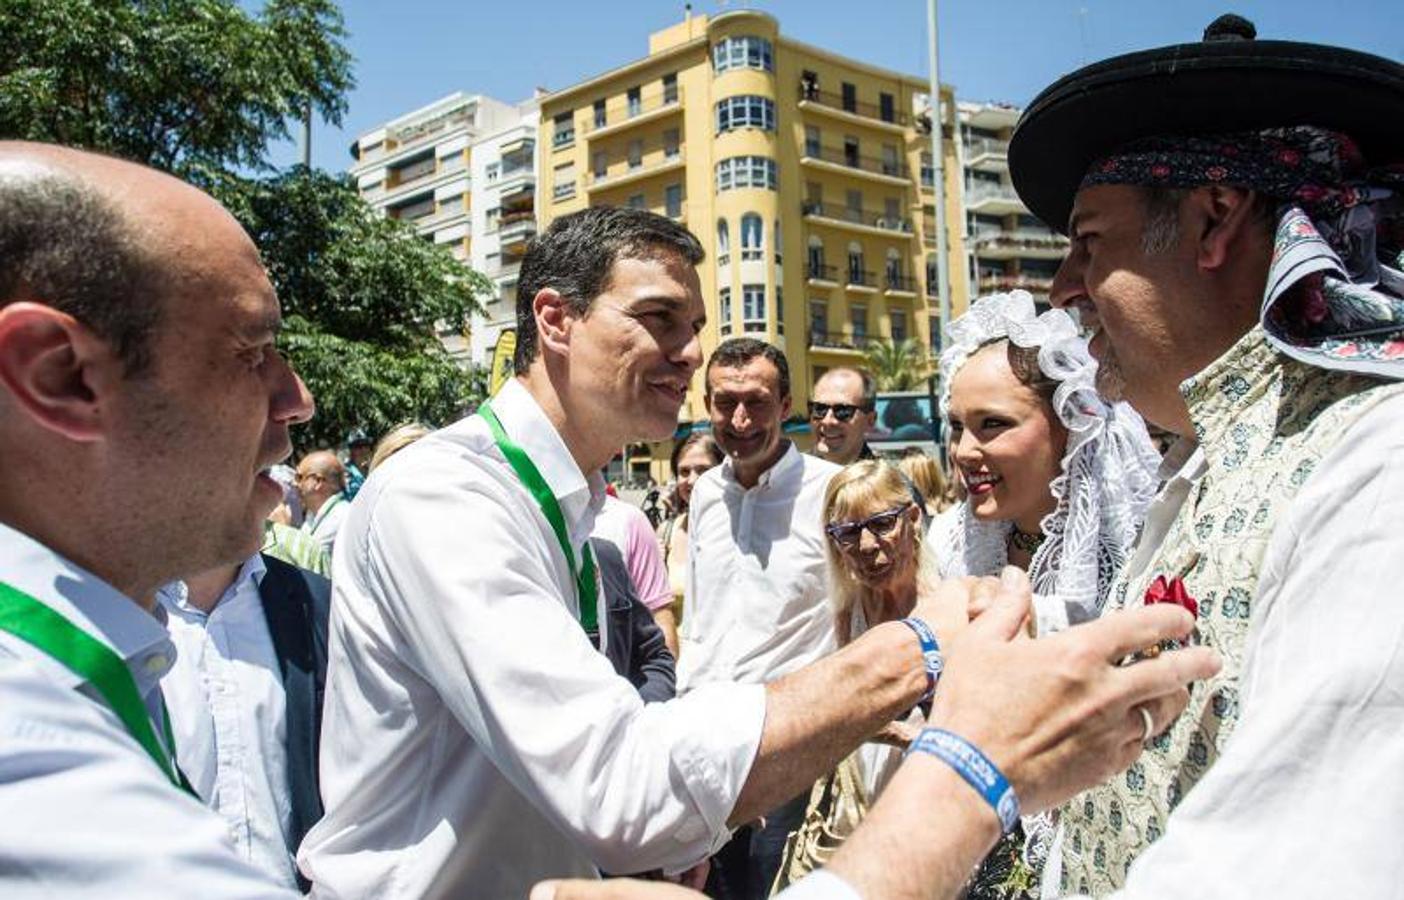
[1006,14,1404,898]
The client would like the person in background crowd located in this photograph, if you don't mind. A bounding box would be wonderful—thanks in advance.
[654,432,723,657]
[589,535,676,704]
[0,140,317,897]
[809,367,877,466]
[295,449,348,557]
[679,338,842,899]
[772,460,938,891]
[369,421,432,473]
[592,493,675,654]
[342,428,373,500]
[267,463,305,527]
[262,519,330,577]
[158,549,331,890]
[896,448,952,517]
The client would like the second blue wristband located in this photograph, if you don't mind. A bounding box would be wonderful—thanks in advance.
[899,616,943,704]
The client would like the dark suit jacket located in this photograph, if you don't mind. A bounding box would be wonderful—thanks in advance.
[589,539,676,704]
[256,554,331,882]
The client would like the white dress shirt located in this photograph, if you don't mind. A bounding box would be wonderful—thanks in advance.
[303,492,348,556]
[158,556,298,889]
[0,522,294,899]
[779,393,1404,900]
[677,443,840,692]
[299,378,766,899]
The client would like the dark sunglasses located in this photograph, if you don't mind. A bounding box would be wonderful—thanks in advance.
[825,503,912,547]
[808,401,871,422]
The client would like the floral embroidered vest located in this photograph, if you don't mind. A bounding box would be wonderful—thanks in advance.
[1058,328,1404,895]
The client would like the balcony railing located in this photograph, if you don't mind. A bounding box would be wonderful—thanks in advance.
[807,262,838,282]
[965,180,1022,206]
[884,273,919,293]
[973,230,1069,253]
[802,144,910,179]
[964,137,1010,159]
[846,269,876,288]
[798,85,908,126]
[585,89,684,134]
[802,201,913,234]
[809,330,873,351]
[978,274,1055,293]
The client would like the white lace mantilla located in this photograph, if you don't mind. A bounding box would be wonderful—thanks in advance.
[936,291,1162,625]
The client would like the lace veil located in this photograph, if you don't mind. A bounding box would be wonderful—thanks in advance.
[933,291,1162,625]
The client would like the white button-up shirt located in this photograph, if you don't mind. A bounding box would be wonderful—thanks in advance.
[299,378,766,899]
[0,522,294,899]
[158,556,298,889]
[780,394,1404,900]
[677,444,840,692]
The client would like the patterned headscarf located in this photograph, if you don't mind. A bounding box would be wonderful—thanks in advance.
[1083,126,1404,378]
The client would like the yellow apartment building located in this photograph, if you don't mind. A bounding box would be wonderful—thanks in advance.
[537,10,967,481]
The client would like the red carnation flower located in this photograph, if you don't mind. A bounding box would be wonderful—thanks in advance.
[1205,165,1228,181]
[1277,148,1302,166]
[1151,163,1171,179]
[1100,159,1119,173]
[1143,575,1198,619]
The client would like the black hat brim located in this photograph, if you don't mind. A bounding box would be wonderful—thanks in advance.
[1009,39,1404,233]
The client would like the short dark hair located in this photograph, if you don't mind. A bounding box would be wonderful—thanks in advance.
[704,337,791,399]
[513,206,705,371]
[670,431,723,475]
[0,169,164,376]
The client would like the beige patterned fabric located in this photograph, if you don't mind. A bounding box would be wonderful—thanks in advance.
[1058,327,1404,895]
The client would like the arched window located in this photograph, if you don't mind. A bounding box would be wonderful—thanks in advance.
[741,213,763,261]
[847,242,866,285]
[885,248,903,289]
[717,219,731,265]
[807,236,826,279]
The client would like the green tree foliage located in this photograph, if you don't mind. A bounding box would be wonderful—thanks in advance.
[864,338,931,391]
[0,0,491,451]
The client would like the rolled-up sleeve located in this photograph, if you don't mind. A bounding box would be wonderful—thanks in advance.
[365,468,765,874]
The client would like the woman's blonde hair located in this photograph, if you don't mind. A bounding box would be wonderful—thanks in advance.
[897,450,952,514]
[369,422,432,473]
[822,460,941,645]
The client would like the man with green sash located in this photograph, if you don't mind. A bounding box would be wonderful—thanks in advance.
[0,141,314,895]
[1006,16,1404,897]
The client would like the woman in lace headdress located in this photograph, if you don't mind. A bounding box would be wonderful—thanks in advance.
[936,290,1161,633]
[933,290,1161,897]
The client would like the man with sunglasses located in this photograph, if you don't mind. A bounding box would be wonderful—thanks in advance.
[679,338,843,897]
[809,367,877,466]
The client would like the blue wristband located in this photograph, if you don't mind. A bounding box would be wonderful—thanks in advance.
[899,617,943,703]
[906,727,1021,834]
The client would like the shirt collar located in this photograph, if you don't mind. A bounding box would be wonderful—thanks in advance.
[491,379,606,530]
[1179,326,1279,472]
[718,441,800,492]
[0,520,175,693]
[156,553,266,618]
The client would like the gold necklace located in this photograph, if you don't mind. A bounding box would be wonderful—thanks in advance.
[1009,525,1046,555]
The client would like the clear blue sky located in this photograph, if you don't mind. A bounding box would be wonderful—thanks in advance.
[266,0,1404,172]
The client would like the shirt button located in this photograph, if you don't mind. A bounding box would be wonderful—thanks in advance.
[143,654,169,674]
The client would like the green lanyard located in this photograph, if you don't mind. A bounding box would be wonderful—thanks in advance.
[478,400,599,632]
[0,581,196,797]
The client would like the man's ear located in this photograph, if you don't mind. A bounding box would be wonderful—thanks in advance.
[532,288,573,358]
[1191,186,1264,272]
[779,392,793,422]
[0,302,116,442]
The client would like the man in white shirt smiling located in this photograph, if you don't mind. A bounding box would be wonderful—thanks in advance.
[678,338,841,897]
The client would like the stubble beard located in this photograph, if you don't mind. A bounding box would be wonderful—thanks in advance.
[1094,348,1127,404]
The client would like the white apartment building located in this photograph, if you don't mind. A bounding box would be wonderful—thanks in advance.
[956,101,1069,308]
[348,91,538,366]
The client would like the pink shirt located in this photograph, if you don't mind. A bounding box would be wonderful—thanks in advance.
[593,496,674,611]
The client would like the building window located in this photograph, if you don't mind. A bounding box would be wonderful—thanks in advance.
[774,220,783,264]
[627,193,646,210]
[484,207,501,232]
[592,151,607,179]
[890,308,907,343]
[719,287,732,335]
[841,82,857,113]
[807,237,826,279]
[715,95,776,134]
[665,184,683,218]
[715,156,778,192]
[810,301,828,344]
[879,92,895,123]
[851,304,868,340]
[882,144,900,176]
[717,219,730,265]
[593,100,606,129]
[712,35,774,73]
[552,112,574,147]
[663,73,678,104]
[844,136,860,168]
[485,162,500,183]
[395,195,435,221]
[627,87,642,117]
[438,193,464,216]
[552,162,576,200]
[742,284,766,328]
[800,69,819,101]
[804,126,821,158]
[776,286,784,328]
[930,314,941,352]
[740,213,763,261]
[848,242,866,285]
[627,140,642,169]
[845,189,863,224]
[921,152,935,188]
[663,128,680,159]
[885,249,903,289]
[926,258,939,297]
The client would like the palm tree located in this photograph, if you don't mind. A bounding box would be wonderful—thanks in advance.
[863,338,930,391]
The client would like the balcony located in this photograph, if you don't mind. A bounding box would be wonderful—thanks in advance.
[884,273,919,295]
[809,330,872,352]
[499,211,536,251]
[797,85,908,130]
[585,89,684,139]
[586,149,686,195]
[846,269,877,291]
[802,201,914,238]
[978,274,1054,294]
[800,144,910,185]
[807,262,838,285]
[972,229,1069,261]
[964,136,1010,171]
[965,180,1025,215]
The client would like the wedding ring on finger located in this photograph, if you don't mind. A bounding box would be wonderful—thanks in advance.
[1136,704,1155,744]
